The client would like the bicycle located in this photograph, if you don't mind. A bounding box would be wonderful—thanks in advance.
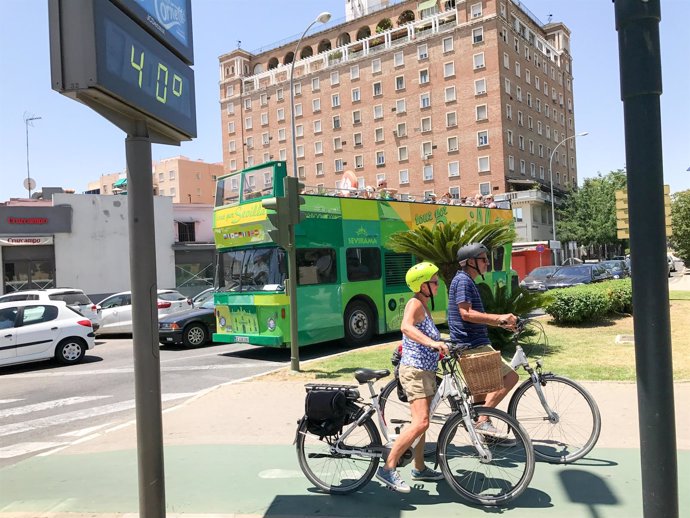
[506,317,602,463]
[295,343,535,506]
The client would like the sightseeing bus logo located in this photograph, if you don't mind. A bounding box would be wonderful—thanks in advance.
[414,206,448,228]
[347,226,378,245]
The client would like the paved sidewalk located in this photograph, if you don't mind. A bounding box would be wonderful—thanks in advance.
[0,378,688,517]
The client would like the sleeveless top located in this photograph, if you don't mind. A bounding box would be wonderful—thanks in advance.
[400,313,441,372]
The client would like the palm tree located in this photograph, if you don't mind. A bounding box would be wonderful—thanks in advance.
[386,220,516,287]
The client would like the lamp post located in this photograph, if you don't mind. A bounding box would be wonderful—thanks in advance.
[549,131,588,264]
[24,114,42,198]
[290,11,331,178]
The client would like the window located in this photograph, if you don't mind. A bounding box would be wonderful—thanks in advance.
[312,77,320,91]
[355,155,364,169]
[530,163,536,177]
[260,93,268,106]
[515,61,521,77]
[520,159,526,175]
[346,248,381,282]
[228,141,236,152]
[312,98,321,112]
[470,2,483,18]
[315,162,324,176]
[474,78,486,95]
[525,69,531,84]
[419,69,429,84]
[396,122,407,137]
[352,110,361,124]
[539,165,545,179]
[276,88,284,100]
[442,36,453,53]
[353,132,363,146]
[395,75,405,90]
[423,164,434,180]
[422,141,432,157]
[516,86,522,102]
[20,304,58,326]
[373,82,382,96]
[314,141,323,154]
[298,165,305,178]
[332,115,341,129]
[446,111,457,127]
[372,58,381,73]
[508,155,515,171]
[513,207,523,222]
[448,161,460,177]
[376,151,385,165]
[261,132,269,145]
[447,136,458,152]
[170,187,177,197]
[420,92,431,108]
[295,103,302,116]
[260,112,269,126]
[473,52,485,69]
[399,169,409,184]
[518,135,525,150]
[331,70,339,85]
[334,159,344,172]
[351,64,360,79]
[351,88,361,103]
[445,86,456,102]
[538,143,544,157]
[297,248,337,285]
[503,52,510,69]
[225,85,234,97]
[296,145,304,158]
[518,111,524,126]
[506,129,513,146]
[398,146,408,161]
[537,121,543,135]
[478,156,490,172]
[169,169,176,180]
[444,62,455,78]
[278,128,286,141]
[528,115,533,130]
[313,120,322,133]
[375,127,384,142]
[472,27,484,44]
[477,130,489,147]
[226,102,235,116]
[244,98,251,110]
[277,108,285,121]
[294,82,301,95]
[395,99,406,113]
[295,125,303,138]
[421,117,432,132]
[331,93,340,107]
[244,116,252,130]
[506,104,512,119]
[479,182,490,196]
[476,104,487,120]
[394,51,404,66]
[373,104,383,119]
[418,43,428,59]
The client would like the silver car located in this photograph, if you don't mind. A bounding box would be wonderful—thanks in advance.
[96,289,191,334]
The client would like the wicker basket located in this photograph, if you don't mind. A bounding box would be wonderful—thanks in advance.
[459,350,503,394]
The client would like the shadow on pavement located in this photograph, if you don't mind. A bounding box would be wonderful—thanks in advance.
[560,469,618,518]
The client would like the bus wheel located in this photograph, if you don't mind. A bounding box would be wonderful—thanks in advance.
[343,301,374,347]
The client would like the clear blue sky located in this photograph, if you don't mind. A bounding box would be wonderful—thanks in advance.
[1,0,688,201]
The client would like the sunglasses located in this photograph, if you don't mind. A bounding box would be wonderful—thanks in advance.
[427,280,439,285]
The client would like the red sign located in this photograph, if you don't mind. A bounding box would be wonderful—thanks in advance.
[536,244,545,253]
[7,217,49,225]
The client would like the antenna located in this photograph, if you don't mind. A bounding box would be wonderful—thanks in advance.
[547,14,553,23]
[24,112,42,198]
[237,40,242,49]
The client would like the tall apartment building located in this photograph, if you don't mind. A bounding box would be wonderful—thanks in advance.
[218,0,578,209]
[85,156,224,204]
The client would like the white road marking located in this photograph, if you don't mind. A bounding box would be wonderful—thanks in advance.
[0,396,111,418]
[258,469,304,479]
[0,399,23,405]
[0,393,196,438]
[58,423,112,437]
[0,441,64,459]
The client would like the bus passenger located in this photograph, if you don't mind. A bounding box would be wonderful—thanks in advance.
[448,243,518,437]
[376,262,449,493]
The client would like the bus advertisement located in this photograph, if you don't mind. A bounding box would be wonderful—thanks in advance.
[212,161,514,348]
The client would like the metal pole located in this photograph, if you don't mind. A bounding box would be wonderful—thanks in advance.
[24,115,41,198]
[126,122,166,518]
[286,238,299,372]
[614,1,677,517]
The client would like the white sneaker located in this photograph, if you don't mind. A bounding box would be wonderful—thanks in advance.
[376,467,411,493]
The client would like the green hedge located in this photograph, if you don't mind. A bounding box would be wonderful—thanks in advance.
[544,279,632,324]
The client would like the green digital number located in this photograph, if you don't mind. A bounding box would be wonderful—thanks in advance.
[130,46,144,88]
[156,63,169,103]
[172,74,183,97]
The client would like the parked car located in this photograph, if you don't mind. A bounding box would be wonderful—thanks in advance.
[0,288,102,330]
[159,298,216,347]
[191,288,214,307]
[96,289,191,335]
[519,266,561,292]
[600,260,629,279]
[667,255,673,277]
[545,264,612,289]
[0,301,96,367]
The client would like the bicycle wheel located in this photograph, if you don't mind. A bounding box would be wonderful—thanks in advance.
[296,409,381,495]
[437,407,535,506]
[508,375,601,463]
[379,378,454,457]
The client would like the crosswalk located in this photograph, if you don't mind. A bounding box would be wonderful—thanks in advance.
[0,393,195,461]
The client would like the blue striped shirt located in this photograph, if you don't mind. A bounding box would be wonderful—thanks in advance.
[447,270,490,348]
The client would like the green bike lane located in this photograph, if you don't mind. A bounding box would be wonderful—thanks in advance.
[1,444,688,517]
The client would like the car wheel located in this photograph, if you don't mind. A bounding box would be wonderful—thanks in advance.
[55,338,87,365]
[183,323,207,348]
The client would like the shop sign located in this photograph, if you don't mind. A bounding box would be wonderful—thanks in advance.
[0,236,54,246]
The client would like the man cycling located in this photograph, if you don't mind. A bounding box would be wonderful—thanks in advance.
[448,243,518,436]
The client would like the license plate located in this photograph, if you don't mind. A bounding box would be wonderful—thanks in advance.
[235,336,249,343]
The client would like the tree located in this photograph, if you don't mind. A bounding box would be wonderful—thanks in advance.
[557,169,627,250]
[386,220,515,287]
[670,189,690,263]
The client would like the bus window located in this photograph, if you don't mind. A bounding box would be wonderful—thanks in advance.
[346,248,381,282]
[491,246,506,272]
[297,248,337,285]
[217,248,286,292]
[216,175,240,207]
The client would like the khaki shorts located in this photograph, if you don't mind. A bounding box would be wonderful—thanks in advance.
[399,365,437,402]
[461,344,515,379]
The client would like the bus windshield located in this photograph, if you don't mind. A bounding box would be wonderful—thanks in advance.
[217,248,286,292]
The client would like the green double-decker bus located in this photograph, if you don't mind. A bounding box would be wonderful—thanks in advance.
[212,162,514,348]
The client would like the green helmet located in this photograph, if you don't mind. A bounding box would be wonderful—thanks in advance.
[406,261,439,292]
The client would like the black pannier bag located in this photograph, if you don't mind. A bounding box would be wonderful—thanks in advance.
[305,389,348,437]
[391,344,408,403]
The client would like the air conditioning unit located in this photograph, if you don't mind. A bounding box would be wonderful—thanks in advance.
[424,153,433,160]
[393,130,398,137]
[391,107,397,112]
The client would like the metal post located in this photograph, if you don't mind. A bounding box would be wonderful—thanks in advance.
[126,122,166,518]
[614,1,677,517]
[24,115,41,198]
[286,237,299,371]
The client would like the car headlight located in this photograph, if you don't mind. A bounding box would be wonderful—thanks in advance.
[159,322,180,330]
[219,316,227,327]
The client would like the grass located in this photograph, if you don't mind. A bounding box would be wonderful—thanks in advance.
[262,298,690,383]
[670,290,690,301]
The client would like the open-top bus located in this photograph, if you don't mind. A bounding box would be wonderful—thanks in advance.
[212,161,514,348]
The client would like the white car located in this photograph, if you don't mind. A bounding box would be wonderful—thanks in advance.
[0,288,102,330]
[0,301,96,367]
[96,289,191,335]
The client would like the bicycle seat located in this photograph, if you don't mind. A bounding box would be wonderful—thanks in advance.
[354,368,390,384]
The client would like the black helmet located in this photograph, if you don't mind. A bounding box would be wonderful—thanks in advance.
[456,243,489,263]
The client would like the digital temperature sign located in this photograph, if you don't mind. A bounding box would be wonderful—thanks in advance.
[49,0,196,142]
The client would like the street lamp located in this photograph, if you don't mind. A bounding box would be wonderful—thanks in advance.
[290,11,331,178]
[549,131,588,264]
[24,114,42,198]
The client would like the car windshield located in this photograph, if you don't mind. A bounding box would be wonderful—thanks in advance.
[217,248,286,292]
[159,291,187,301]
[601,261,622,269]
[49,292,92,305]
[551,266,591,278]
[200,299,215,309]
[525,266,559,280]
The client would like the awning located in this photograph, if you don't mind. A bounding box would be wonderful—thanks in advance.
[417,0,437,12]
[113,178,127,188]
[507,179,536,185]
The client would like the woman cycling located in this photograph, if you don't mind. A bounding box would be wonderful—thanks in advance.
[376,262,450,493]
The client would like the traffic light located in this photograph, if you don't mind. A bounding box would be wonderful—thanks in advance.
[262,196,291,248]
[284,176,306,226]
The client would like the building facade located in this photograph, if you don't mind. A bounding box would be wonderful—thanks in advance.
[218,0,579,211]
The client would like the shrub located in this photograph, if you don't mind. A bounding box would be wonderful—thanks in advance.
[545,279,632,324]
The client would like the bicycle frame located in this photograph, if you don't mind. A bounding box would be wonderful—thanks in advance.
[510,345,559,424]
